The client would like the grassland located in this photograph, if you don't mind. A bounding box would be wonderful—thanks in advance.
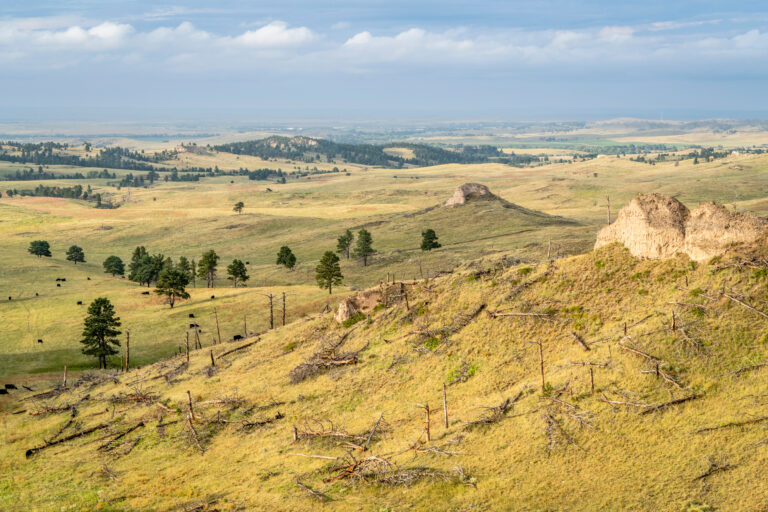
[3,243,768,510]
[2,147,768,380]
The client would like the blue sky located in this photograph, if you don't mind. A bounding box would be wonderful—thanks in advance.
[1,1,767,122]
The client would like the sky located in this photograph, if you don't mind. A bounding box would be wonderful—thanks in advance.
[1,0,767,123]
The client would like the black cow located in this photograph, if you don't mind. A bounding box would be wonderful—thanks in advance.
[0,389,7,395]
[189,313,195,318]
[7,297,11,301]
[37,339,43,344]
[55,278,61,282]
[61,278,66,282]
[87,277,91,280]
[56,283,61,287]
[5,384,17,390]
[233,334,243,341]
[77,301,83,305]
[210,295,215,299]
[35,293,38,296]
[141,291,150,295]
[189,323,199,328]
[246,261,250,265]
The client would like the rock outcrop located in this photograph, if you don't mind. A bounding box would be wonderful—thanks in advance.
[595,193,768,261]
[683,202,768,261]
[595,194,689,259]
[443,183,499,207]
[334,289,384,323]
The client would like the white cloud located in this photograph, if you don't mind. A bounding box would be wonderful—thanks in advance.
[234,21,314,47]
[598,26,634,43]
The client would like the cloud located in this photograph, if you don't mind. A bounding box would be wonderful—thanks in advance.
[234,21,314,47]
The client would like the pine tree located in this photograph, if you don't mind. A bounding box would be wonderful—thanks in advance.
[227,259,250,288]
[103,256,125,276]
[315,251,343,294]
[233,201,245,214]
[177,256,192,281]
[353,229,374,266]
[155,267,190,308]
[420,229,441,251]
[66,245,85,264]
[276,246,297,270]
[28,240,51,258]
[128,246,148,282]
[80,297,121,369]
[336,229,354,259]
[197,249,220,288]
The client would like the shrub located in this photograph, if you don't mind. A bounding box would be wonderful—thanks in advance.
[342,312,366,328]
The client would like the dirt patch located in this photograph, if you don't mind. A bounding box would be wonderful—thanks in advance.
[443,183,499,207]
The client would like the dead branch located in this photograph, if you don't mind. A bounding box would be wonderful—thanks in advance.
[26,422,110,458]
[217,338,261,359]
[98,421,145,452]
[618,338,660,362]
[465,392,523,429]
[570,332,590,351]
[639,395,700,415]
[186,413,204,453]
[724,362,768,376]
[296,480,330,501]
[695,415,768,434]
[723,292,768,320]
[693,458,733,481]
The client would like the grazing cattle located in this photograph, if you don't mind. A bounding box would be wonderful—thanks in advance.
[55,278,61,282]
[246,261,250,265]
[141,291,150,295]
[189,313,195,318]
[189,323,199,328]
[56,283,61,287]
[7,297,11,301]
[35,293,38,296]
[77,301,83,305]
[61,278,66,282]
[210,295,215,299]
[37,339,43,344]
[5,384,17,390]
[87,277,91,280]
[0,389,7,395]
[233,334,243,341]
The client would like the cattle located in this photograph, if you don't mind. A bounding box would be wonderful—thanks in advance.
[55,278,61,282]
[0,389,7,395]
[210,295,215,299]
[56,284,61,287]
[189,323,199,328]
[189,313,195,318]
[87,277,91,280]
[246,261,250,265]
[5,384,17,390]
[7,297,11,301]
[35,293,38,296]
[233,334,243,341]
[37,339,43,344]
[61,278,66,282]
[141,291,150,295]
[77,301,83,305]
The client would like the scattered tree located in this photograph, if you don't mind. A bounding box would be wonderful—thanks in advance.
[177,256,192,280]
[316,251,343,294]
[353,229,375,266]
[336,229,354,259]
[66,245,86,264]
[102,255,125,276]
[233,201,245,214]
[28,240,51,258]
[155,267,191,308]
[80,297,121,369]
[197,249,220,288]
[421,229,441,251]
[227,259,250,288]
[276,246,297,270]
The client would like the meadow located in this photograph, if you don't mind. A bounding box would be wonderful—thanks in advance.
[1,142,768,380]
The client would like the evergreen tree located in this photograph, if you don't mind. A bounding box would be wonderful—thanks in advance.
[103,255,125,276]
[197,249,220,288]
[80,297,121,369]
[227,259,250,288]
[177,256,192,281]
[191,258,197,288]
[28,240,51,258]
[353,229,374,266]
[336,229,354,259]
[420,229,441,251]
[233,201,245,214]
[155,267,190,308]
[66,245,85,264]
[315,251,343,294]
[128,246,148,282]
[276,246,297,270]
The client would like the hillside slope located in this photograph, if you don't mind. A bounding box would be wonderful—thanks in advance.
[3,242,768,511]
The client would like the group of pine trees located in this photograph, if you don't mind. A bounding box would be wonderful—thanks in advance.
[27,240,86,263]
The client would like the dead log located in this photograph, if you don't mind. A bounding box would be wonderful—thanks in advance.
[639,395,700,415]
[98,421,145,452]
[695,415,768,434]
[723,292,768,320]
[570,332,590,351]
[296,480,330,501]
[26,423,110,458]
[693,458,733,481]
[217,338,261,359]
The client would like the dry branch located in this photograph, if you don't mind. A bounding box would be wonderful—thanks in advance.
[26,422,110,458]
[695,415,768,434]
[570,332,590,351]
[217,338,261,359]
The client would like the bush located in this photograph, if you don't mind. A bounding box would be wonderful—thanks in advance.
[342,312,366,328]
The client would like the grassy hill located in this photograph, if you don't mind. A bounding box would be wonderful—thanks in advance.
[3,242,768,510]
